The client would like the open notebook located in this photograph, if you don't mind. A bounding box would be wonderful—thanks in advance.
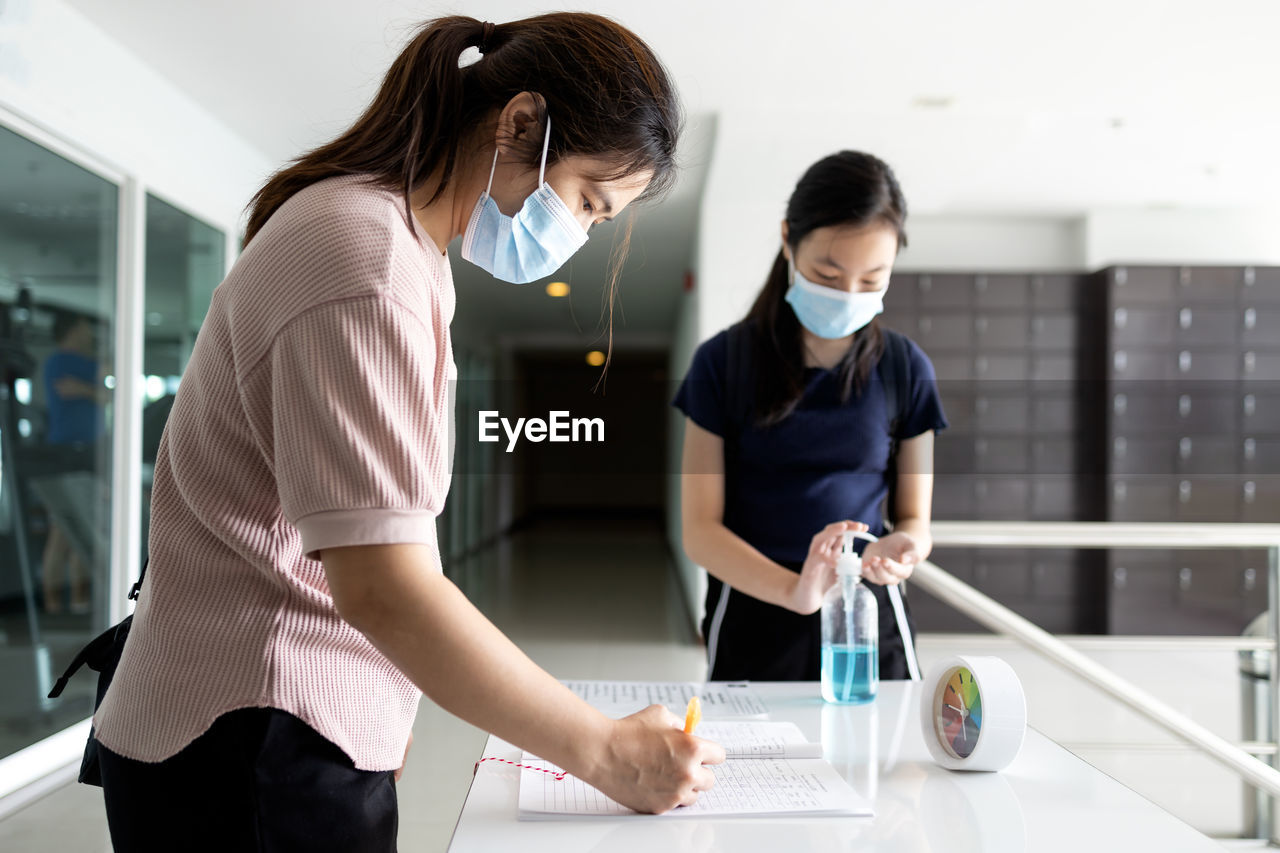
[517,722,873,819]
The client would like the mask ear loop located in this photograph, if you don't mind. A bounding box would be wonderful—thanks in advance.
[486,113,551,195]
[484,148,499,197]
[538,114,552,187]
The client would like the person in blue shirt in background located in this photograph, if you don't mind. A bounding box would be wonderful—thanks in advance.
[675,151,948,682]
[41,311,107,612]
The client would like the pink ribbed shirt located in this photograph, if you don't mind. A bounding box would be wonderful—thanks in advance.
[94,175,454,771]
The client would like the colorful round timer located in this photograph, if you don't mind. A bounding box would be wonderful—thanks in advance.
[920,655,1026,771]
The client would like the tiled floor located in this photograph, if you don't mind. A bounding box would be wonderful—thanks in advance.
[0,517,706,852]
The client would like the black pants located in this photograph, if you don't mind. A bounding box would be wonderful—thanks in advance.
[704,563,916,682]
[99,707,398,853]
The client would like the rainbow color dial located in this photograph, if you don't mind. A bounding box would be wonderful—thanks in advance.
[936,666,983,759]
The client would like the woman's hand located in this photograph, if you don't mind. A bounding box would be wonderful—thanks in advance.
[787,520,868,614]
[861,531,920,586]
[584,705,725,814]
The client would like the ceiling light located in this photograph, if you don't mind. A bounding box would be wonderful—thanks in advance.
[911,95,953,109]
[585,350,605,367]
[546,281,570,297]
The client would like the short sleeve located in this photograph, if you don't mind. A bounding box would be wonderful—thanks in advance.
[672,331,731,437]
[269,296,450,561]
[896,339,950,440]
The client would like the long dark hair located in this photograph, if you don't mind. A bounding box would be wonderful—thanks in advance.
[745,151,908,426]
[243,14,681,361]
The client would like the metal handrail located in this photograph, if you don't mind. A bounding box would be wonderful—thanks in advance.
[909,548,1280,801]
[930,520,1280,548]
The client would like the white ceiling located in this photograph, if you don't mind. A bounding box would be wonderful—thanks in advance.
[60,0,1280,343]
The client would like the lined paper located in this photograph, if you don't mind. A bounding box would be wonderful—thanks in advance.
[517,757,872,819]
[563,680,769,718]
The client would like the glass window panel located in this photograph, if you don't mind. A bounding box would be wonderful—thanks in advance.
[141,195,225,565]
[0,123,118,760]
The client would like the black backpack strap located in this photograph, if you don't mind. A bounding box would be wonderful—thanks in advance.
[723,321,753,442]
[47,559,146,700]
[878,329,913,527]
[877,327,912,438]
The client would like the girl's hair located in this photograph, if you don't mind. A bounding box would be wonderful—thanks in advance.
[744,151,908,426]
[243,14,682,361]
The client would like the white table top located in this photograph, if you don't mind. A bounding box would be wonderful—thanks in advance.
[446,682,1221,852]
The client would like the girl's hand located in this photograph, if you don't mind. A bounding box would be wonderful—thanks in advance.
[861,532,920,586]
[787,520,869,614]
[587,705,725,814]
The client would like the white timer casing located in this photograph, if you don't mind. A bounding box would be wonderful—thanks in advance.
[920,655,1027,772]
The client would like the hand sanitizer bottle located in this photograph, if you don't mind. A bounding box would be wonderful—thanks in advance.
[820,531,878,704]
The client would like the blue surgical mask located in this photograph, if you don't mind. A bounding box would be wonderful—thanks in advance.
[460,115,588,284]
[784,260,886,339]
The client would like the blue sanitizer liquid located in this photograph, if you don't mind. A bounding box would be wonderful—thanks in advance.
[821,643,878,704]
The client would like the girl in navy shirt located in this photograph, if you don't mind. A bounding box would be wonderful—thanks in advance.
[675,151,947,681]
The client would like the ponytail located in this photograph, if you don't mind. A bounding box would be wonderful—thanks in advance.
[243,14,679,248]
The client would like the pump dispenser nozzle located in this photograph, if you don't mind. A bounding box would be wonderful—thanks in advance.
[836,531,863,578]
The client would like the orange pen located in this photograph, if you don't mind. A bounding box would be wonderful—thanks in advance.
[683,696,702,734]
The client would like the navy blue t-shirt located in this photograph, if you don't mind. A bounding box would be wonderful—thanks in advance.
[673,326,948,565]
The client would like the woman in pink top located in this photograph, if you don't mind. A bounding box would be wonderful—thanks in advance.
[94,14,723,851]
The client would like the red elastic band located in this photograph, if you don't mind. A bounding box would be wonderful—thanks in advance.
[474,756,567,781]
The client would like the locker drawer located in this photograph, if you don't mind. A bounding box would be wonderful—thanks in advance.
[975,478,1031,518]
[1030,314,1077,350]
[927,547,973,582]
[1029,550,1080,598]
[1111,306,1174,346]
[1032,439,1077,474]
[932,354,975,382]
[917,314,973,349]
[972,548,1031,599]
[1174,349,1237,381]
[974,394,1030,432]
[1032,395,1078,433]
[1174,477,1240,522]
[883,274,917,312]
[1174,435,1238,476]
[1033,354,1078,382]
[1174,391,1238,433]
[935,437,977,475]
[1031,478,1078,519]
[1242,306,1280,348]
[1174,306,1239,347]
[1111,349,1174,381]
[917,274,974,309]
[974,274,1029,308]
[1243,392,1280,432]
[1243,350,1280,380]
[1242,267,1280,305]
[1241,477,1280,523]
[1111,266,1175,305]
[1111,436,1176,475]
[974,354,1030,381]
[1242,437,1280,476]
[1031,273,1083,309]
[1112,391,1175,433]
[1173,549,1247,614]
[1110,477,1175,521]
[938,388,974,431]
[974,438,1030,474]
[1177,266,1241,303]
[974,314,1029,349]
[932,476,976,517]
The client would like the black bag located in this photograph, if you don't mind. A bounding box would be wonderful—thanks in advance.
[47,562,147,786]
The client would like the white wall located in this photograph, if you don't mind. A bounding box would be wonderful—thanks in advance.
[0,0,274,237]
[1084,208,1280,269]
[897,216,1086,271]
